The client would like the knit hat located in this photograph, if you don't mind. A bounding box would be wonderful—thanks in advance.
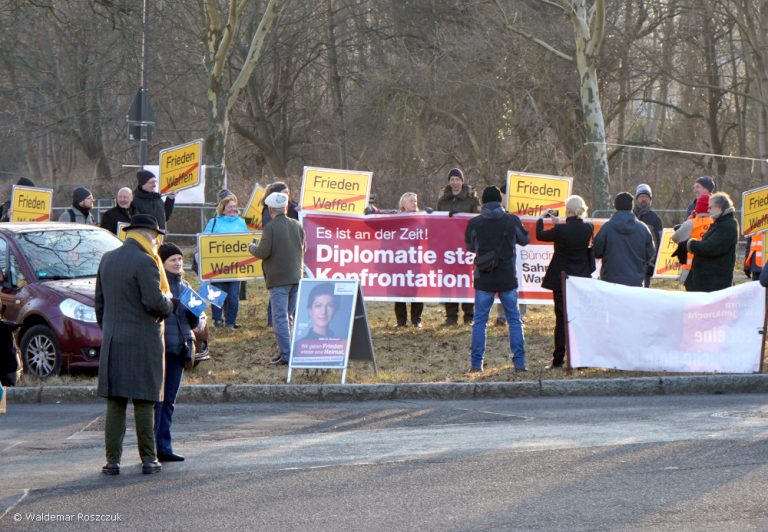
[695,194,710,214]
[448,168,464,181]
[158,242,183,263]
[265,192,288,209]
[481,186,502,204]
[137,169,155,186]
[635,183,652,199]
[614,192,634,211]
[16,177,34,188]
[695,176,715,193]
[72,187,92,205]
[217,188,233,201]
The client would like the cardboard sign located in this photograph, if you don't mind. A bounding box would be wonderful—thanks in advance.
[742,185,768,237]
[10,186,53,222]
[242,183,266,230]
[197,232,262,282]
[299,166,371,215]
[159,139,203,195]
[506,171,572,217]
[653,228,683,278]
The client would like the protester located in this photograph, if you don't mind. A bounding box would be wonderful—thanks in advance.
[465,186,529,373]
[204,190,248,328]
[536,195,594,369]
[58,187,95,224]
[131,170,175,231]
[437,168,480,326]
[248,192,306,365]
[743,234,763,281]
[95,214,174,476]
[593,192,655,287]
[100,187,133,234]
[393,192,424,328]
[0,177,35,222]
[686,192,739,292]
[633,183,663,287]
[685,176,715,219]
[671,194,712,289]
[154,242,199,463]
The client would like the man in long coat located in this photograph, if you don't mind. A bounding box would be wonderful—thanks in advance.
[95,214,174,475]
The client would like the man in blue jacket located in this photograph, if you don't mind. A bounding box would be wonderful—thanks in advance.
[593,192,656,287]
[465,186,529,373]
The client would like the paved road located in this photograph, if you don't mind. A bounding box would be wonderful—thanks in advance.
[2,394,768,530]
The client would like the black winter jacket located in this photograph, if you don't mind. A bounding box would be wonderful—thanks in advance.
[593,210,656,287]
[437,184,480,215]
[535,217,594,291]
[164,272,200,357]
[131,188,174,231]
[686,209,739,292]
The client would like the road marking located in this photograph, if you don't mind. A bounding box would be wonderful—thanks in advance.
[0,489,29,522]
[66,416,102,440]
[1,441,24,453]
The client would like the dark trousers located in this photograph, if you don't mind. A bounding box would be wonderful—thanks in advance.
[211,281,240,326]
[394,302,424,325]
[444,303,473,323]
[105,397,156,464]
[552,288,566,365]
[154,354,184,455]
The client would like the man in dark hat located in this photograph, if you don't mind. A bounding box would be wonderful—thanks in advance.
[685,176,716,219]
[0,177,35,222]
[633,183,663,287]
[58,186,95,224]
[436,168,480,326]
[100,187,133,235]
[95,214,175,476]
[131,170,175,231]
[593,192,656,287]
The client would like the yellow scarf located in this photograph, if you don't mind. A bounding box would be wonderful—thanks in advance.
[126,232,171,296]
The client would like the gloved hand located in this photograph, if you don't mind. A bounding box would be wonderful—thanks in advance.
[448,210,457,217]
[171,297,180,312]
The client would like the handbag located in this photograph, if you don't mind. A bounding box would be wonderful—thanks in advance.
[474,220,510,273]
[181,338,196,370]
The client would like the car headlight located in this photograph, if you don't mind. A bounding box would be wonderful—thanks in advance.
[59,298,97,323]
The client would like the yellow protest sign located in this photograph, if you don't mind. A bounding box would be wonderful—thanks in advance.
[506,171,572,217]
[11,186,53,222]
[742,185,768,237]
[242,184,266,231]
[300,166,371,215]
[159,139,203,195]
[197,232,263,282]
[653,228,682,278]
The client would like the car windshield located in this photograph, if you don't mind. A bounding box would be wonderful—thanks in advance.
[15,229,123,280]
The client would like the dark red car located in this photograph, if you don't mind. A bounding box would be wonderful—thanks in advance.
[0,223,208,379]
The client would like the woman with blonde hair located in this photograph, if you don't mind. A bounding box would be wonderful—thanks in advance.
[394,192,424,327]
[535,195,595,368]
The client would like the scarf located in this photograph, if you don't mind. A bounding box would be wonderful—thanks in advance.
[126,232,171,295]
[633,204,651,219]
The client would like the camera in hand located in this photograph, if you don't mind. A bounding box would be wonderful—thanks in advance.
[544,209,559,217]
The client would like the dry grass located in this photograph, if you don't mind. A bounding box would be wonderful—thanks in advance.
[24,277,763,387]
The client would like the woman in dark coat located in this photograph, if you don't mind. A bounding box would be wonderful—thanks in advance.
[687,192,739,292]
[535,195,595,369]
[154,243,200,463]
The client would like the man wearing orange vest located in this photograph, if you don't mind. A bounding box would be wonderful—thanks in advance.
[671,194,712,290]
[744,234,763,280]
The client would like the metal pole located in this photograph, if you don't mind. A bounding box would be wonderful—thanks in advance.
[139,0,149,168]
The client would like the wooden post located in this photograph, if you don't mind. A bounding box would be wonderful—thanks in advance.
[761,287,768,374]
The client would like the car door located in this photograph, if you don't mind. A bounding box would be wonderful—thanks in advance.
[0,237,29,323]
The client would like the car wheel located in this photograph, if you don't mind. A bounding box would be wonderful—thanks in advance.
[21,325,62,379]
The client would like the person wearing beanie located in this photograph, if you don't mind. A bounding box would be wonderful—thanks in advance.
[686,192,739,292]
[464,186,529,373]
[0,177,37,222]
[259,181,300,228]
[671,194,712,287]
[593,192,656,287]
[685,175,716,219]
[436,168,480,326]
[58,186,95,224]
[131,170,175,231]
[632,183,663,287]
[203,192,248,328]
[155,241,199,464]
[100,187,133,235]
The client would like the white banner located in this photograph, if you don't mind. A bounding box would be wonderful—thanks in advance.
[566,277,765,373]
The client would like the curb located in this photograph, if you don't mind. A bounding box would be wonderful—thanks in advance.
[6,374,768,403]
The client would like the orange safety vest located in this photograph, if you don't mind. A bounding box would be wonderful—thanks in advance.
[684,216,713,270]
[745,236,764,269]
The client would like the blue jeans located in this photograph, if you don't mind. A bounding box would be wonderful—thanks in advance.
[154,353,184,455]
[211,281,241,326]
[471,289,525,370]
[270,284,298,362]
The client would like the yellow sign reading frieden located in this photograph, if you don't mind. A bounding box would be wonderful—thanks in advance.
[242,184,266,231]
[159,139,203,195]
[197,232,263,282]
[300,166,371,215]
[506,171,572,217]
[741,185,768,237]
[11,186,53,222]
[653,228,682,278]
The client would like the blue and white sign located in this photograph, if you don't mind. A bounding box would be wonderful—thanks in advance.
[179,285,208,317]
[198,281,228,309]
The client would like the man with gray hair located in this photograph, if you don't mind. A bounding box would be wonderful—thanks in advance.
[248,192,306,365]
[100,187,133,235]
